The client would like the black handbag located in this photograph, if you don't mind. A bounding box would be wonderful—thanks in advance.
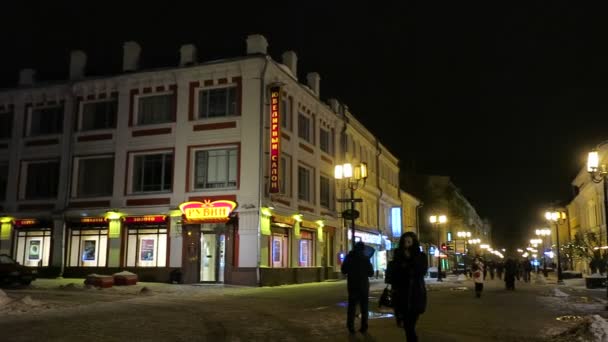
[379,285,393,308]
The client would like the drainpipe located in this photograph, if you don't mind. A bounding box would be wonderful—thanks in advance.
[416,201,424,237]
[376,139,383,240]
[59,85,77,278]
[256,57,270,286]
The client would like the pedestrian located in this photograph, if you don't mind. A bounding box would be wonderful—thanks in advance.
[488,260,495,280]
[473,259,484,298]
[386,232,428,342]
[523,258,532,283]
[504,258,517,290]
[496,261,504,280]
[341,241,375,334]
[385,256,403,327]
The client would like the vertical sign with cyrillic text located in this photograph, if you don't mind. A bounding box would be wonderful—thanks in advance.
[269,86,281,193]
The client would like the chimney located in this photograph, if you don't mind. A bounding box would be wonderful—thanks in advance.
[18,69,36,86]
[306,72,321,97]
[69,50,87,80]
[179,44,197,66]
[328,98,340,113]
[122,41,141,72]
[246,34,268,55]
[281,51,297,77]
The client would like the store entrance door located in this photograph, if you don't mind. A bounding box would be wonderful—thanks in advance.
[181,225,201,284]
[200,233,216,282]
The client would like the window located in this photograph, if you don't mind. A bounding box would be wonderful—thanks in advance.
[194,148,238,189]
[75,156,114,197]
[0,111,13,139]
[299,230,314,267]
[298,165,313,202]
[281,97,292,130]
[0,162,7,200]
[280,154,292,196]
[320,174,332,209]
[81,100,117,131]
[137,94,174,125]
[199,86,237,118]
[125,224,167,267]
[132,152,173,193]
[25,161,59,199]
[67,227,108,267]
[272,233,289,268]
[14,228,52,267]
[29,106,63,136]
[320,128,332,154]
[298,113,311,143]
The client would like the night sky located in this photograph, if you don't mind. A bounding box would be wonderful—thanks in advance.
[2,2,608,248]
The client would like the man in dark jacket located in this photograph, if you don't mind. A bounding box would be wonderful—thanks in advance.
[341,241,374,334]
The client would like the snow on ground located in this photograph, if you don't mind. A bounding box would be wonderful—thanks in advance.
[551,315,608,342]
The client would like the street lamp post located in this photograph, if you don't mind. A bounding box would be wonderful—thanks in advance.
[335,162,368,251]
[587,148,608,303]
[535,229,551,277]
[545,211,566,285]
[430,214,447,281]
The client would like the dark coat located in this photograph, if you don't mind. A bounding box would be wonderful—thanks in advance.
[387,250,428,315]
[341,250,374,292]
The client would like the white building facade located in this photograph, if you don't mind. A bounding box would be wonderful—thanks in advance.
[0,34,402,286]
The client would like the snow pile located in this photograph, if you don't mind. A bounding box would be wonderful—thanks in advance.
[554,288,569,297]
[0,289,11,306]
[457,274,467,281]
[589,315,608,342]
[113,270,136,276]
[535,274,547,285]
[587,273,605,279]
[0,293,47,315]
[552,315,608,342]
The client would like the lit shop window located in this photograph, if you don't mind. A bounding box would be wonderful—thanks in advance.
[272,234,288,268]
[125,226,167,267]
[14,229,52,267]
[67,228,108,267]
[299,231,314,267]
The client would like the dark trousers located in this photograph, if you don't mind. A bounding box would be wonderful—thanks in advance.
[347,289,369,331]
[403,312,420,342]
[474,283,483,297]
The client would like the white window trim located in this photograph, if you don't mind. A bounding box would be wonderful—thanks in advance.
[194,83,239,121]
[71,155,114,198]
[190,145,239,192]
[26,105,63,137]
[128,150,173,195]
[78,98,118,131]
[133,91,175,127]
[19,159,60,200]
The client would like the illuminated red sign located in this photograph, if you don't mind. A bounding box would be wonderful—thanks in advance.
[80,217,106,224]
[269,86,280,193]
[180,200,237,222]
[14,219,38,226]
[124,215,166,224]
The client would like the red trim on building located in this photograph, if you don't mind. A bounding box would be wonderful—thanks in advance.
[218,78,228,84]
[131,127,172,137]
[204,79,213,87]
[25,139,59,147]
[188,81,200,121]
[69,200,111,208]
[143,87,152,94]
[126,198,170,206]
[155,86,165,92]
[192,121,236,131]
[187,194,237,203]
[281,132,291,141]
[299,142,314,154]
[77,133,113,142]
[298,205,315,213]
[128,89,139,127]
[18,203,55,211]
[321,155,333,165]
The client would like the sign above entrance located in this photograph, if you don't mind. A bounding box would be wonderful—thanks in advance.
[124,215,167,224]
[180,200,238,223]
[14,219,38,226]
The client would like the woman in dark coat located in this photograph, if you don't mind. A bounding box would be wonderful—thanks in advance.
[504,257,517,290]
[387,232,428,342]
